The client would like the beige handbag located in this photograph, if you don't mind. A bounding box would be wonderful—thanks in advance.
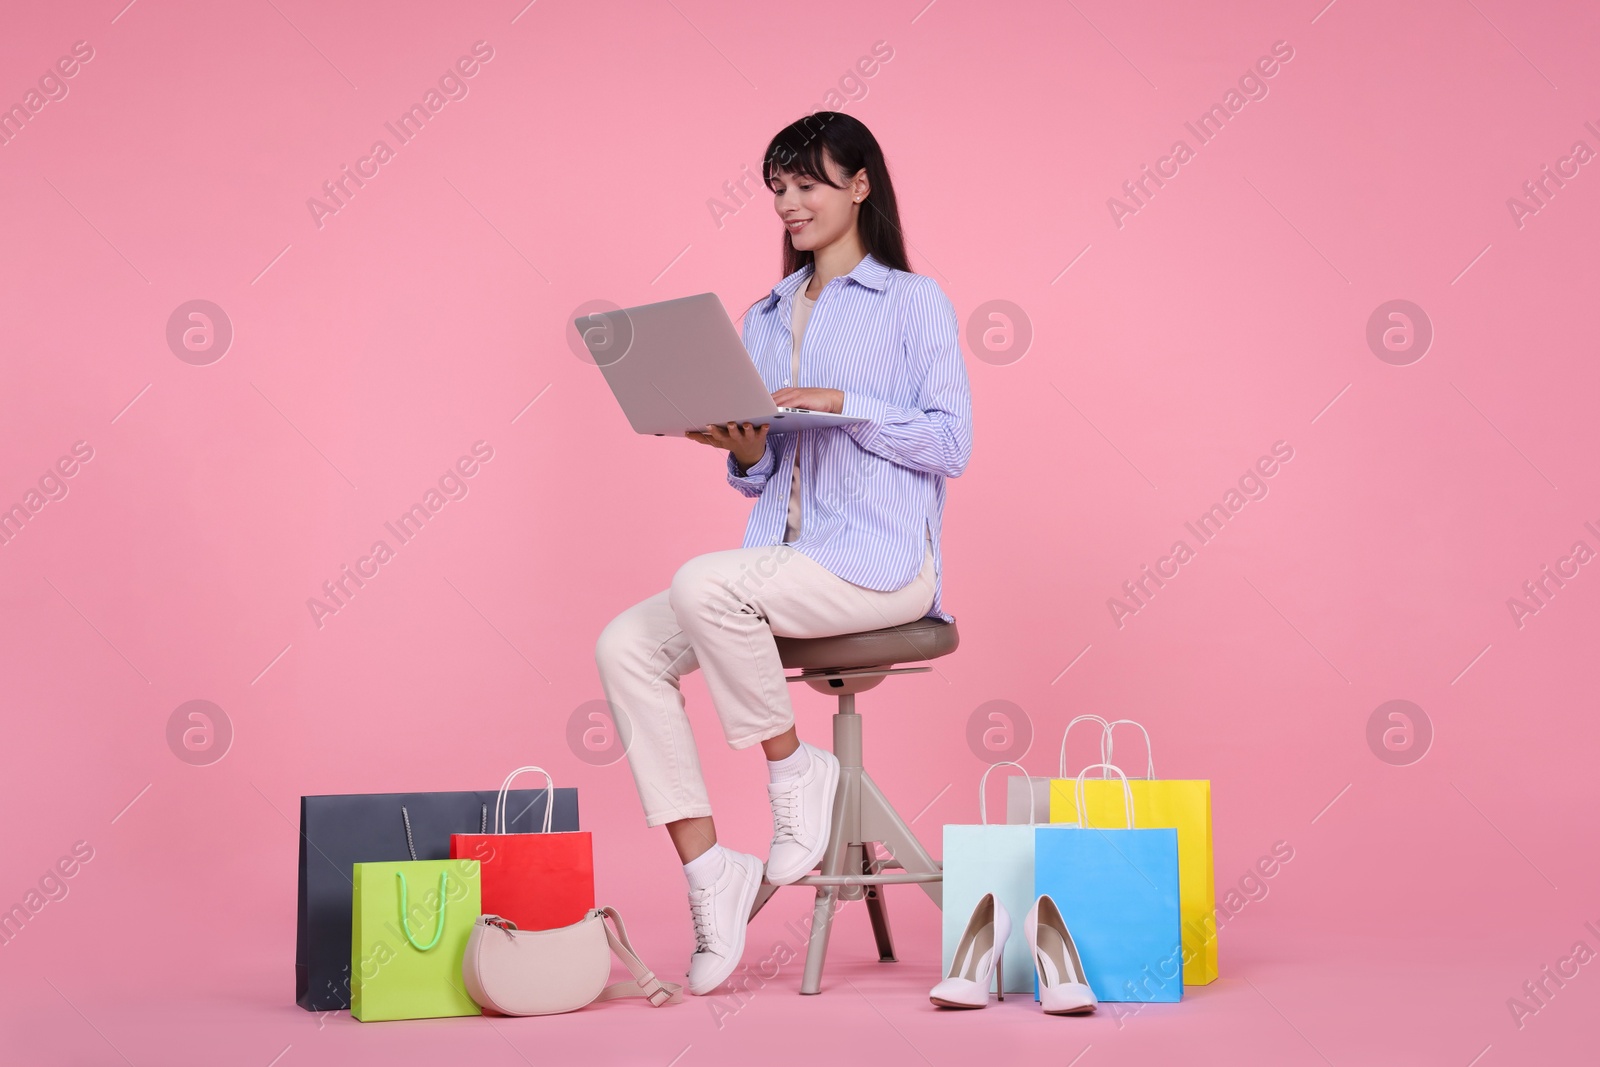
[461,907,681,1016]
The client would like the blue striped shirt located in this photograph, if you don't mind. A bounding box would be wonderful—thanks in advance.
[725,252,973,623]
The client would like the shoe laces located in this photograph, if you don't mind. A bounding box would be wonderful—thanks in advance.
[688,888,716,953]
[770,782,803,844]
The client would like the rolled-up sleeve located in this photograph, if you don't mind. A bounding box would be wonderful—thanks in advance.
[727,443,776,497]
[840,281,973,478]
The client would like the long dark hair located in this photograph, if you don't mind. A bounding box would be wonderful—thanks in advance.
[763,112,910,278]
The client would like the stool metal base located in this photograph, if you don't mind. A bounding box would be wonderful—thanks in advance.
[748,685,943,995]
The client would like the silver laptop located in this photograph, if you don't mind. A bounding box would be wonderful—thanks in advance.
[576,292,867,436]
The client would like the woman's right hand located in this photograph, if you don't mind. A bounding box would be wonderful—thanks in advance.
[685,421,769,469]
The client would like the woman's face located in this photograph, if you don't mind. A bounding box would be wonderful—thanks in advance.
[770,151,868,255]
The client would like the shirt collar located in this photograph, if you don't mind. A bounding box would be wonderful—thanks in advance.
[762,252,891,311]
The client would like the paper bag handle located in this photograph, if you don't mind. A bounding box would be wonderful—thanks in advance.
[1072,763,1136,830]
[395,870,448,951]
[1058,715,1113,778]
[494,766,556,835]
[1103,719,1156,779]
[401,804,487,862]
[978,760,1037,826]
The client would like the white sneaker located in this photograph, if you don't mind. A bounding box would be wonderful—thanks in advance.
[685,848,763,995]
[764,742,840,885]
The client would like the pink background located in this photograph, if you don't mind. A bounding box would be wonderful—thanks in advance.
[2,0,1597,1063]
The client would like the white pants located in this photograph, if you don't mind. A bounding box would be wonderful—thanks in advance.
[594,541,936,827]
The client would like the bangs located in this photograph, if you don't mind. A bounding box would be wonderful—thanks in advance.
[763,115,842,189]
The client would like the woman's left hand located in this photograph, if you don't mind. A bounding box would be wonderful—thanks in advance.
[771,387,845,414]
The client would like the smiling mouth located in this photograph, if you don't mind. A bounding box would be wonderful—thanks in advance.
[785,219,812,232]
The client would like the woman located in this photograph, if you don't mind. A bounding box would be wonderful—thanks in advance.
[594,111,973,996]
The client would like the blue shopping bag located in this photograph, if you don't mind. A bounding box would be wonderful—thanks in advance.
[942,762,1040,995]
[1034,763,1182,1003]
[1049,720,1217,986]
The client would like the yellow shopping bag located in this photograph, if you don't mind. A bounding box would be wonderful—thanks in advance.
[1048,720,1216,985]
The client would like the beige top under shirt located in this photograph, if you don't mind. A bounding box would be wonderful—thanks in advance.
[781,281,933,561]
[784,288,816,542]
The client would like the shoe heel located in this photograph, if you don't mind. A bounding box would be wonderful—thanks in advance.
[995,945,1004,1002]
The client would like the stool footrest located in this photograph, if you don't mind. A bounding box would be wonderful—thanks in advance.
[871,859,944,873]
[775,870,943,888]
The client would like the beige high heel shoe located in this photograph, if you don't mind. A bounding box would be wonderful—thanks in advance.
[1025,894,1097,1014]
[929,892,1010,1008]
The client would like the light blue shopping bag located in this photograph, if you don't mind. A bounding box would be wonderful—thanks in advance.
[1034,763,1182,1003]
[942,762,1041,995]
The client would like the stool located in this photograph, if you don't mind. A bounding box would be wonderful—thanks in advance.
[746,615,960,995]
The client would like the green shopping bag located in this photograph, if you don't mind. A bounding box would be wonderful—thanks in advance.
[350,858,482,1021]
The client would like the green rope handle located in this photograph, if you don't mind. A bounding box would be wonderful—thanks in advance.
[396,870,448,952]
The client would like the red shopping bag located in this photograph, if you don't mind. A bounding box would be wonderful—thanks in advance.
[450,766,594,931]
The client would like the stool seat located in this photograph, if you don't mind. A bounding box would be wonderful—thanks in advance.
[774,617,959,672]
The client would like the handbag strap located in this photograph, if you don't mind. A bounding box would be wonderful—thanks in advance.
[592,906,682,1007]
